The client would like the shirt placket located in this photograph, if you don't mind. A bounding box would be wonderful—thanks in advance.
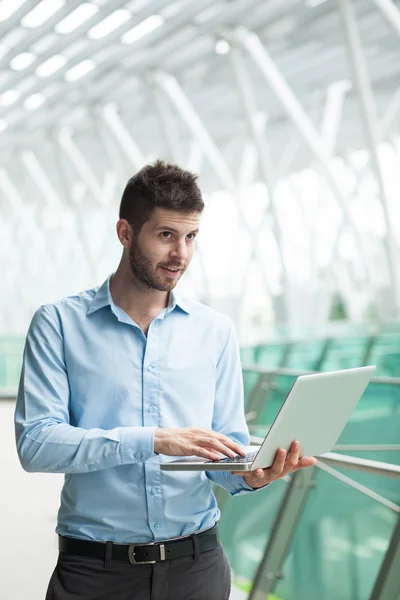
[143,317,164,539]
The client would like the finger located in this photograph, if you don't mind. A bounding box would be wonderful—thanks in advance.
[198,438,237,458]
[282,441,300,474]
[270,448,287,478]
[293,456,318,470]
[189,446,225,461]
[214,434,246,456]
[200,430,246,456]
[289,440,301,459]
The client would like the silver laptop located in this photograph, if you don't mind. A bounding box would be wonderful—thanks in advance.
[161,365,376,472]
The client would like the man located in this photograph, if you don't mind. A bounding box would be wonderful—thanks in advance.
[15,160,316,600]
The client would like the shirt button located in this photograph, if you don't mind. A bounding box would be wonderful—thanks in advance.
[89,464,95,470]
[154,523,160,530]
[151,488,158,495]
[147,406,154,413]
[134,453,141,460]
[147,365,154,372]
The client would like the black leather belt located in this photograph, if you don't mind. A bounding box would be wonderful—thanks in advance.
[59,525,218,565]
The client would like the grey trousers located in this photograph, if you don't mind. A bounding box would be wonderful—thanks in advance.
[45,542,231,600]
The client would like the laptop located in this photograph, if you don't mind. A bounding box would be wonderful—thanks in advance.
[160,365,376,472]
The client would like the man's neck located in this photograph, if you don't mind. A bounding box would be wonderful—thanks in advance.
[110,263,169,319]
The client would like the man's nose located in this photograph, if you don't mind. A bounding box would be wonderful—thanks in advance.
[170,239,188,261]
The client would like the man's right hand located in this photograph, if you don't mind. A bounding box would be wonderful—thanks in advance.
[153,428,246,461]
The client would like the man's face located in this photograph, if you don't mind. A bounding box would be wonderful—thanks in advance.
[128,208,200,292]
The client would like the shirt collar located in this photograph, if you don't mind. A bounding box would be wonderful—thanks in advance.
[87,273,191,317]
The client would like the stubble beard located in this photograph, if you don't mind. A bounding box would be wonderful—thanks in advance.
[128,239,183,292]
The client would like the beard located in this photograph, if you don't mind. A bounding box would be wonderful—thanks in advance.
[128,239,184,292]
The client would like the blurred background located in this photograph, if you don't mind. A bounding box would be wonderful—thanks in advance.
[0,1,400,599]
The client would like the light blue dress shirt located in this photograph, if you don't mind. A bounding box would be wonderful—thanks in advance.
[15,274,255,544]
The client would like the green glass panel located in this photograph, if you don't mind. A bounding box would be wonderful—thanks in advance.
[335,381,400,497]
[0,354,6,388]
[320,336,371,371]
[0,337,24,389]
[285,340,327,370]
[254,374,297,428]
[242,370,262,411]
[368,334,400,377]
[243,374,400,429]
[240,346,258,365]
[339,382,399,441]
[254,343,290,368]
[379,322,400,334]
[273,468,398,600]
[218,480,288,585]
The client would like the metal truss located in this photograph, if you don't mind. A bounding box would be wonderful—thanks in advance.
[150,68,277,317]
[337,0,399,314]
[369,515,400,600]
[0,1,400,333]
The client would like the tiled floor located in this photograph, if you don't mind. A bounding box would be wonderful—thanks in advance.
[1,402,244,600]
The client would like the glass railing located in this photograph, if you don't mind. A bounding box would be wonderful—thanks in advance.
[2,330,400,392]
[262,456,399,600]
[0,337,24,393]
[220,456,399,599]
[1,343,399,599]
[368,333,400,378]
[218,473,289,590]
[240,330,400,378]
[284,339,329,371]
[220,366,400,600]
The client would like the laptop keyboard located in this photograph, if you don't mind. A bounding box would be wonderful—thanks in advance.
[209,451,258,464]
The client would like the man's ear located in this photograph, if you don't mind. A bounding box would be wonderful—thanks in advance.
[116,219,132,249]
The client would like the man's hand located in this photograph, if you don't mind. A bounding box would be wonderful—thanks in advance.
[154,427,247,461]
[232,441,318,489]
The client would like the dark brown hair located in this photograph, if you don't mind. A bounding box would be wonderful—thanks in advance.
[119,160,204,233]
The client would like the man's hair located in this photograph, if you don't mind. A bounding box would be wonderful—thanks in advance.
[119,160,204,233]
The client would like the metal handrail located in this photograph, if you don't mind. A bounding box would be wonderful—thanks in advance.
[249,435,400,479]
[3,365,400,400]
[241,363,400,386]
[317,461,400,513]
[318,451,400,479]
[0,388,18,400]
[249,433,400,453]
[328,444,400,452]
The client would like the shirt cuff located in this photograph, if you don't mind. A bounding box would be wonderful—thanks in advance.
[239,475,270,493]
[120,426,156,464]
[241,476,256,491]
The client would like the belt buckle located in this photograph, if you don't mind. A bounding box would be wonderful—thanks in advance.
[128,542,166,565]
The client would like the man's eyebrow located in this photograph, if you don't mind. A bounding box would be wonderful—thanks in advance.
[155,226,199,234]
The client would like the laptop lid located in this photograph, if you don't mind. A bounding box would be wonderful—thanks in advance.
[251,365,376,470]
[160,366,376,472]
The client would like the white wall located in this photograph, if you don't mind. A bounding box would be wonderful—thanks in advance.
[0,402,63,600]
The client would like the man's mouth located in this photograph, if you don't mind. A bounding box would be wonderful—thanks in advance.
[161,266,182,276]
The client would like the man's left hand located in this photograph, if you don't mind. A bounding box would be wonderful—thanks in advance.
[232,441,318,489]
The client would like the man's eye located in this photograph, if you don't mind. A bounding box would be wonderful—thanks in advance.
[187,233,196,240]
[161,232,171,238]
